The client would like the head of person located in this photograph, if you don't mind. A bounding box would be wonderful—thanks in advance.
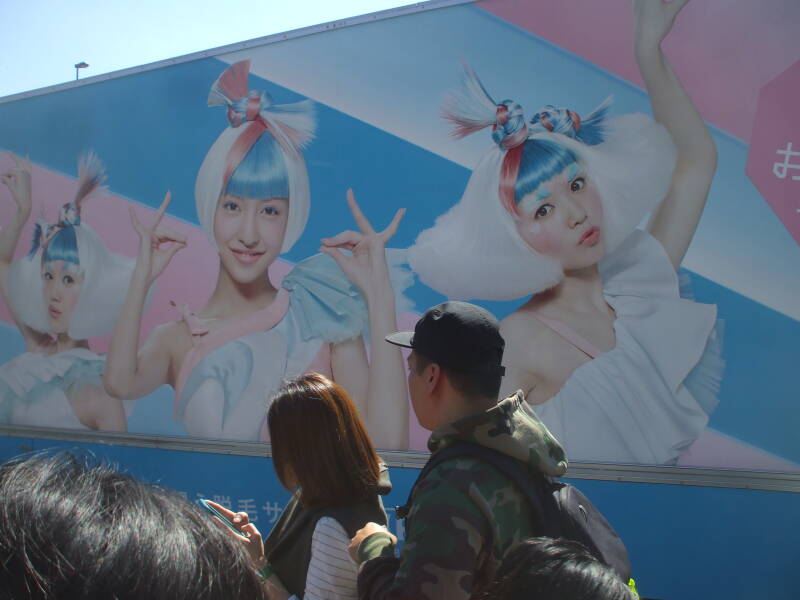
[267,373,382,508]
[195,59,316,286]
[408,64,677,301]
[475,537,633,600]
[386,301,505,430]
[0,452,267,600]
[6,152,140,340]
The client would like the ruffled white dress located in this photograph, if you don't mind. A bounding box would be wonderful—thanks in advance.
[0,348,104,430]
[534,229,724,465]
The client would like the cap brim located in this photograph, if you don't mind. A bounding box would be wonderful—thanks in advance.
[385,330,414,348]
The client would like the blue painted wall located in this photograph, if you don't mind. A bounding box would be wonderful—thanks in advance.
[0,436,794,600]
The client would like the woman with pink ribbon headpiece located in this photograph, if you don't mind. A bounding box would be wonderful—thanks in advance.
[0,153,129,431]
[408,0,723,464]
[104,60,411,448]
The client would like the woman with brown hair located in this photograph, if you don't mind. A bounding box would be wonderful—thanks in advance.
[210,372,391,600]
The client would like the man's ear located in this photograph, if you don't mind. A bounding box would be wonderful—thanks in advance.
[425,362,442,393]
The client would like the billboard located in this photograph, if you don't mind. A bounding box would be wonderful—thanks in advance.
[1,0,798,471]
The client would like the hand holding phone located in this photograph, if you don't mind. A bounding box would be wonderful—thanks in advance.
[198,498,249,540]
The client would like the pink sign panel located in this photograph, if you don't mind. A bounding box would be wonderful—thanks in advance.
[746,60,800,245]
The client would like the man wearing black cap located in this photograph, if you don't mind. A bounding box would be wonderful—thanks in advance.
[348,301,569,600]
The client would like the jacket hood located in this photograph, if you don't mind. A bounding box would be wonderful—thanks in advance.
[428,391,568,477]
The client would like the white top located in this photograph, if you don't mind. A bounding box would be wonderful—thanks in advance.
[287,516,358,600]
[535,229,721,465]
[0,348,103,430]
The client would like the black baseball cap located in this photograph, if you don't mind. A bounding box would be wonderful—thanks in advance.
[386,301,505,376]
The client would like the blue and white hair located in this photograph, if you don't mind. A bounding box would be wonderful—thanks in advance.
[409,65,677,300]
[195,60,316,255]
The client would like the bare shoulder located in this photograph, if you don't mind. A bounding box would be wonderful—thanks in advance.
[499,310,552,366]
[144,320,192,362]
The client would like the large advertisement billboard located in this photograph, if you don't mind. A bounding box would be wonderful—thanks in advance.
[1,0,798,471]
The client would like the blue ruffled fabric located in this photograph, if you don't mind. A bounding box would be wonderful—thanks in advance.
[0,353,105,424]
[678,270,725,417]
[281,249,414,345]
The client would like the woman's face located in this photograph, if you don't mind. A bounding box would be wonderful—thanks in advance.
[42,261,84,334]
[213,195,289,284]
[514,164,605,271]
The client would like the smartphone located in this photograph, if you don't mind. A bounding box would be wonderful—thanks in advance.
[198,498,248,539]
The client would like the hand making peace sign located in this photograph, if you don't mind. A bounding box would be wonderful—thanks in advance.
[320,189,405,298]
[129,191,187,287]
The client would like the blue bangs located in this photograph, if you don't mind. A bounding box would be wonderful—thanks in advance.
[225,132,290,199]
[514,139,579,205]
[43,226,81,270]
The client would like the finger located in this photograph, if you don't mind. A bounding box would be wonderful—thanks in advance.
[11,153,22,169]
[379,208,406,241]
[154,226,188,245]
[241,523,262,544]
[211,517,249,541]
[321,230,362,248]
[128,206,145,233]
[232,511,249,526]
[152,191,172,227]
[347,189,375,235]
[205,499,237,521]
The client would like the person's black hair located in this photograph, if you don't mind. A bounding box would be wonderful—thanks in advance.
[0,451,267,600]
[414,352,502,402]
[475,537,633,600]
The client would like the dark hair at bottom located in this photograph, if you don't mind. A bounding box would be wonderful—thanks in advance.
[413,352,502,402]
[0,451,267,600]
[474,537,633,600]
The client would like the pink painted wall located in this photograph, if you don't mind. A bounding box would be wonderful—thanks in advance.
[479,0,800,142]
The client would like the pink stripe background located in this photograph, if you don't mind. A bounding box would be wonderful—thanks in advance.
[479,0,800,143]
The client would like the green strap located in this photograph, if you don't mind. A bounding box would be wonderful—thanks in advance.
[628,577,639,599]
[257,563,274,581]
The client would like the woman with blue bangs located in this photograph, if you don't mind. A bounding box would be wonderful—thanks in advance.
[409,0,722,464]
[0,153,128,431]
[104,60,410,447]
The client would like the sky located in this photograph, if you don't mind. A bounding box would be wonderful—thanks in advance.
[0,0,413,99]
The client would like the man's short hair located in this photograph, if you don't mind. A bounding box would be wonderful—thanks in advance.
[413,351,502,402]
[0,452,267,600]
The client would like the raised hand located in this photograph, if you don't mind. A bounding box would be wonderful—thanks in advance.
[1,154,32,217]
[129,191,187,287]
[633,0,689,50]
[320,189,405,299]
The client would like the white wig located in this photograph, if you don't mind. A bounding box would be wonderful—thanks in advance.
[408,67,676,301]
[195,60,315,254]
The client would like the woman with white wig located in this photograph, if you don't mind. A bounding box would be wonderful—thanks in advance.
[408,0,723,464]
[0,153,128,431]
[104,60,410,448]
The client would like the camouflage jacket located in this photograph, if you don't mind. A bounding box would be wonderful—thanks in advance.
[356,391,568,600]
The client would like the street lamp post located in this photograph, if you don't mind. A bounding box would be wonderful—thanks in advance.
[74,62,89,81]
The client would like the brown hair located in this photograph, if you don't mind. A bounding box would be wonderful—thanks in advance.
[267,373,382,508]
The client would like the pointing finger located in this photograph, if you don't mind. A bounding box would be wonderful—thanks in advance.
[380,207,406,241]
[152,191,172,227]
[347,189,375,235]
